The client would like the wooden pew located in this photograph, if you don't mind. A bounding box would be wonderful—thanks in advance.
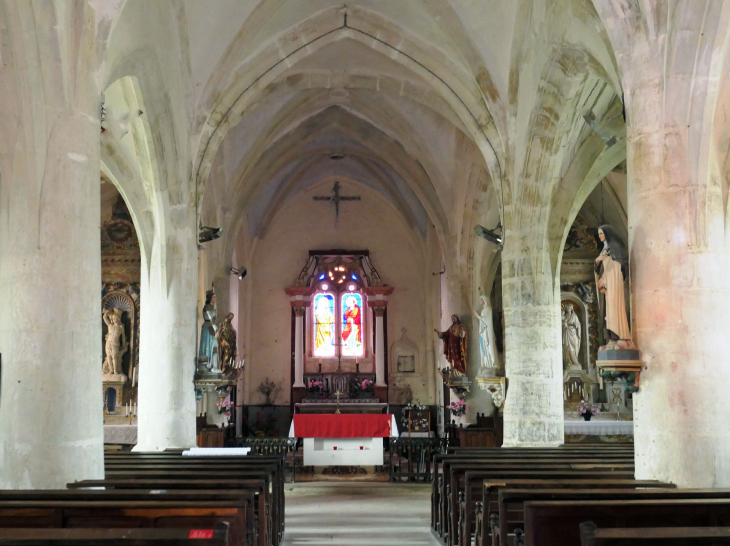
[431,447,635,533]
[468,477,672,546]
[102,454,285,545]
[0,522,230,545]
[0,498,252,546]
[441,459,634,545]
[471,479,674,546]
[511,493,730,546]
[579,521,730,545]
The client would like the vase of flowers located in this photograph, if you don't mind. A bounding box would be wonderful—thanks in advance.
[215,399,233,425]
[578,400,599,421]
[448,400,467,417]
[307,379,324,398]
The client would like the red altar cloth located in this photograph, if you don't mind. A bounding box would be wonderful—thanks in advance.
[292,414,393,438]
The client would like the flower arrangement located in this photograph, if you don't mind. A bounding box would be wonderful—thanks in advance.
[308,379,324,392]
[215,399,233,417]
[360,379,373,391]
[257,378,279,405]
[253,411,279,437]
[578,400,599,421]
[401,401,428,430]
[448,400,467,417]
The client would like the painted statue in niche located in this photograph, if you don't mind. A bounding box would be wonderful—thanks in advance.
[103,308,128,377]
[341,294,363,356]
[562,304,582,370]
[435,315,468,375]
[595,225,632,347]
[217,312,237,373]
[474,294,498,377]
[198,290,220,372]
[314,293,335,356]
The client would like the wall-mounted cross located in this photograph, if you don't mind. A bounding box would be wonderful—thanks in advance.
[313,181,361,226]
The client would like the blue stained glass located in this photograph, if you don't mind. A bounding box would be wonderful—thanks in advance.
[318,274,325,280]
[351,274,358,280]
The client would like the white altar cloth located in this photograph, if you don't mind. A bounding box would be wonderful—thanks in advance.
[289,415,398,466]
[104,424,137,444]
[182,447,251,456]
[564,419,634,436]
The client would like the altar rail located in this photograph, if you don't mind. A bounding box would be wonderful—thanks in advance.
[226,437,298,482]
[389,437,449,483]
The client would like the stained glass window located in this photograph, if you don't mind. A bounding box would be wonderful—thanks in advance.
[341,292,364,356]
[313,293,336,356]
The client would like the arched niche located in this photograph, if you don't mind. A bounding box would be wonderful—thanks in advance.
[102,288,139,378]
[560,291,594,380]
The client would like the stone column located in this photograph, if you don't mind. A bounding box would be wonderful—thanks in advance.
[0,1,104,487]
[135,207,198,451]
[293,307,306,388]
[500,241,564,447]
[285,287,314,404]
[373,308,386,386]
[626,48,730,489]
[590,0,730,488]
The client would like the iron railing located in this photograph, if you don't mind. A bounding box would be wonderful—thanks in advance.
[389,437,448,482]
[226,437,298,482]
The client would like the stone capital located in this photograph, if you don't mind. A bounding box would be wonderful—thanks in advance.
[285,286,315,307]
[293,306,306,317]
[365,286,394,309]
[373,307,385,317]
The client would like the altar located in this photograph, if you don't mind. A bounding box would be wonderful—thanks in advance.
[289,414,398,466]
[294,400,388,414]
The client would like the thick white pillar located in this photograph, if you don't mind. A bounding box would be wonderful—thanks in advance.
[374,309,386,386]
[500,241,564,447]
[135,206,198,451]
[293,307,305,388]
[0,1,104,487]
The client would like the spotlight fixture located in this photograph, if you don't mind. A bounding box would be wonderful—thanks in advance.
[231,267,247,280]
[582,111,617,148]
[474,222,503,246]
[199,224,222,243]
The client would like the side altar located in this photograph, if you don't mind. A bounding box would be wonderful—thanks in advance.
[289,413,398,466]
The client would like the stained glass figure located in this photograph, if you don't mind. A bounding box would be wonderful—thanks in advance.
[341,293,364,356]
[313,293,335,356]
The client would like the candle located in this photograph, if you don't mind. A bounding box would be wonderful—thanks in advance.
[356,357,359,364]
[319,357,322,364]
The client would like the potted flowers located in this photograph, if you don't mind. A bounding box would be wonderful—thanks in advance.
[358,379,374,398]
[578,400,599,421]
[448,400,467,417]
[307,379,324,398]
[215,399,233,425]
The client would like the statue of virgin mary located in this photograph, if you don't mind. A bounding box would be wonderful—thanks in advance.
[594,225,631,347]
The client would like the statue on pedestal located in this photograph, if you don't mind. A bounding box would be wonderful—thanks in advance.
[102,308,128,378]
[474,295,498,377]
[435,315,468,376]
[562,305,582,370]
[217,312,237,374]
[594,225,632,348]
[198,290,220,372]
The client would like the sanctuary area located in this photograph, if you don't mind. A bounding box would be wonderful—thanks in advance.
[2,1,730,545]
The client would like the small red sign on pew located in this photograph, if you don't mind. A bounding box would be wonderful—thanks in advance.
[189,529,215,539]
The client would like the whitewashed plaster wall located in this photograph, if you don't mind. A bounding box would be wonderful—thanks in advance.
[238,179,440,406]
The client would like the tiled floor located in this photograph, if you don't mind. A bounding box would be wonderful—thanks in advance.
[281,482,442,545]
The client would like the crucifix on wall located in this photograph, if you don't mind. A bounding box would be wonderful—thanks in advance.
[313,181,360,228]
